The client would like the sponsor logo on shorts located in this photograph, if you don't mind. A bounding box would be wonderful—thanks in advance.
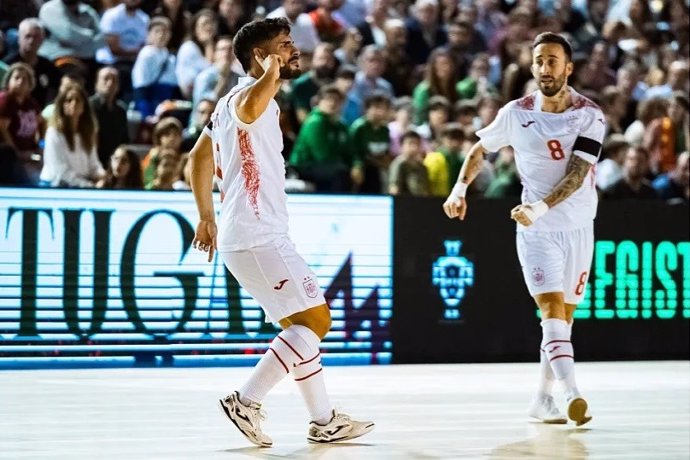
[303,277,319,298]
[532,267,545,286]
[273,279,289,290]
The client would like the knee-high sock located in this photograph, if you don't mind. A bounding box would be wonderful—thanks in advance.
[541,318,580,399]
[289,325,333,424]
[239,325,318,404]
[537,346,556,396]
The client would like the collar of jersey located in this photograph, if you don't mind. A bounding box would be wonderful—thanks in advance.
[533,86,578,113]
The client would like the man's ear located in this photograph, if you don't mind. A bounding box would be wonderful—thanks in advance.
[565,61,574,78]
[253,47,265,60]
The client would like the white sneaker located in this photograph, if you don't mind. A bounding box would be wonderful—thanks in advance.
[218,392,273,447]
[307,410,375,443]
[567,396,592,426]
[528,394,567,424]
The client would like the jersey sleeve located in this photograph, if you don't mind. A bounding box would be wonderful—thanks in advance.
[475,107,512,152]
[203,119,213,138]
[572,109,606,165]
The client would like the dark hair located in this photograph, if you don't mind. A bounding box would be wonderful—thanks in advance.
[189,9,218,51]
[153,117,183,146]
[336,64,357,80]
[454,100,478,116]
[233,18,291,73]
[102,145,144,189]
[2,62,36,90]
[317,83,344,101]
[671,90,689,111]
[400,129,422,144]
[364,91,391,110]
[148,16,172,32]
[532,32,573,62]
[52,84,96,153]
[441,122,465,140]
[428,95,451,112]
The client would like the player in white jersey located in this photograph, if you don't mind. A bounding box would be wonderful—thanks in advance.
[188,18,373,446]
[443,33,606,426]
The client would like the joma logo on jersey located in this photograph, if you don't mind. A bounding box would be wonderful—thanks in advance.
[432,240,474,320]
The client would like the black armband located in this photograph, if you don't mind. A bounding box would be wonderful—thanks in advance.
[573,136,601,159]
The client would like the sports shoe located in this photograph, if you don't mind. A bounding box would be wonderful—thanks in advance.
[218,392,272,447]
[567,396,592,426]
[527,394,567,424]
[307,410,375,443]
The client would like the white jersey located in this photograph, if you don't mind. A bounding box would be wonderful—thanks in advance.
[477,87,606,232]
[204,76,289,251]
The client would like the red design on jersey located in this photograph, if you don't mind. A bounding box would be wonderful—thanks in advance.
[572,94,601,110]
[516,94,536,110]
[219,190,225,203]
[237,128,260,218]
[215,165,223,180]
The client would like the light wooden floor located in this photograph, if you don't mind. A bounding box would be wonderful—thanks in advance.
[1,362,688,459]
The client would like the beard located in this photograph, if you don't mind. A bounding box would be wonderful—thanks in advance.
[279,60,302,80]
[538,73,567,97]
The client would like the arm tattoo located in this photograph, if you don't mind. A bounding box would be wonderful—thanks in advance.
[459,150,485,184]
[543,155,592,208]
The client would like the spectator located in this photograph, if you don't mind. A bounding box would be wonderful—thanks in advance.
[652,151,689,202]
[388,130,430,196]
[0,63,46,185]
[412,49,460,125]
[172,153,192,190]
[417,95,451,149]
[334,27,364,67]
[458,53,498,101]
[573,41,617,92]
[308,0,347,45]
[0,33,8,85]
[42,73,86,121]
[0,0,39,53]
[96,0,150,103]
[97,144,144,189]
[333,65,359,126]
[192,35,239,109]
[356,0,390,48]
[289,85,353,193]
[290,43,337,123]
[484,146,521,198]
[446,20,487,73]
[645,60,689,100]
[217,0,252,38]
[40,85,105,187]
[90,66,129,168]
[624,97,668,146]
[501,42,533,103]
[603,146,658,199]
[405,0,447,66]
[3,19,61,108]
[388,96,417,157]
[266,0,320,54]
[176,9,218,99]
[141,116,184,186]
[146,148,180,190]
[152,0,190,53]
[381,18,415,97]
[453,100,478,131]
[182,98,216,152]
[644,91,689,174]
[38,0,105,84]
[596,134,629,191]
[475,94,502,130]
[132,17,179,120]
[350,92,392,194]
[350,45,394,120]
[600,86,627,135]
[615,62,647,130]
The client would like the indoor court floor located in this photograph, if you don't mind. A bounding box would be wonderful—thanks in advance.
[1,361,688,459]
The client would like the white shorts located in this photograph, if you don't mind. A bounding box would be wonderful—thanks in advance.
[219,236,327,323]
[516,224,594,304]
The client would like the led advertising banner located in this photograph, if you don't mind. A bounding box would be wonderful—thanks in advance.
[393,197,689,363]
[0,189,392,368]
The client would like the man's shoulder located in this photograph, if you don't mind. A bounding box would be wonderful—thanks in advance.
[2,52,20,65]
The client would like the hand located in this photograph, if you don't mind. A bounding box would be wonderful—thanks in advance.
[254,51,283,80]
[443,195,467,220]
[192,219,218,262]
[510,204,533,227]
[350,166,364,186]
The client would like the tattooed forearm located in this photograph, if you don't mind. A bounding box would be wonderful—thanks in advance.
[543,155,592,208]
[457,142,488,185]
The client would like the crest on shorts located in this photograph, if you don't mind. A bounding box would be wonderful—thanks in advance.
[303,276,319,298]
[432,240,474,320]
[532,267,545,286]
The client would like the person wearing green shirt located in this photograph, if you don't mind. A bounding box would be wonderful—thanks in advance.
[349,92,392,194]
[289,84,352,192]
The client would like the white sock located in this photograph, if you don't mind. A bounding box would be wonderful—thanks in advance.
[289,326,333,425]
[238,325,318,404]
[541,318,580,399]
[537,347,555,396]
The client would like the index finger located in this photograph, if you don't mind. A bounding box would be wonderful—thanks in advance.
[208,244,215,263]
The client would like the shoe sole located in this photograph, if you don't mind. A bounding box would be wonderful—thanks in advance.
[527,410,567,424]
[218,399,272,447]
[567,398,592,426]
[307,423,375,444]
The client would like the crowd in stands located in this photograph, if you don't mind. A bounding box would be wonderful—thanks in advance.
[0,0,688,203]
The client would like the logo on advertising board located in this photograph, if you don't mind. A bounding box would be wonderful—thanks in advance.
[432,240,474,320]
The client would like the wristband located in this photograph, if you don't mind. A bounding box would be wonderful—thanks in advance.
[450,182,468,199]
[522,200,549,223]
